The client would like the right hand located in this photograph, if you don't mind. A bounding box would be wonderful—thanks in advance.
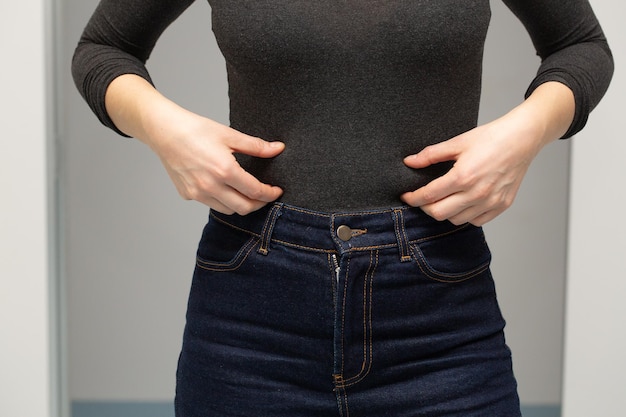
[104,75,284,215]
[149,115,285,215]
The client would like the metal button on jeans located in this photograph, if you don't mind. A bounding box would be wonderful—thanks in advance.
[337,225,353,241]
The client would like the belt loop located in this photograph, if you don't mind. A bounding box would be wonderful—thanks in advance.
[258,203,283,255]
[392,208,412,262]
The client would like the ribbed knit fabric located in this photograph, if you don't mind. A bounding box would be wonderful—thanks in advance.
[72,0,613,211]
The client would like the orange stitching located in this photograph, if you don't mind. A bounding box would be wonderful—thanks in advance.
[343,388,350,417]
[336,387,344,417]
[361,252,369,367]
[339,255,351,376]
[347,243,397,251]
[272,239,336,254]
[412,245,490,283]
[195,238,259,272]
[399,211,411,260]
[258,205,280,254]
[209,213,261,238]
[412,223,472,244]
[210,207,477,255]
[333,383,348,417]
[392,209,406,259]
[339,250,377,388]
[210,213,336,253]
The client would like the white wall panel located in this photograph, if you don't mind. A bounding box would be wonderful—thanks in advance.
[0,1,57,417]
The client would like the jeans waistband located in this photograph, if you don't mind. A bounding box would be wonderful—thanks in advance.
[210,203,470,261]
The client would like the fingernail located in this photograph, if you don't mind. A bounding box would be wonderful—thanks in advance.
[269,141,284,148]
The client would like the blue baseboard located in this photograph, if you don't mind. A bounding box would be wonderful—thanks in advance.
[71,401,561,417]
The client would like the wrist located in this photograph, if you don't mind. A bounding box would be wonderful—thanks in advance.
[516,81,575,146]
[138,97,197,151]
[105,74,197,149]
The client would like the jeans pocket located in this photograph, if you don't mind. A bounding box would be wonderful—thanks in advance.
[195,215,260,272]
[410,224,491,283]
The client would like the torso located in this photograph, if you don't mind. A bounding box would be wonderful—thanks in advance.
[209,0,492,211]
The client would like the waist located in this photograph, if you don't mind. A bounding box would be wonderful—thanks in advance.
[210,203,469,254]
[237,153,453,212]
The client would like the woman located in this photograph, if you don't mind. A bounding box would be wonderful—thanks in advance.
[73,1,613,416]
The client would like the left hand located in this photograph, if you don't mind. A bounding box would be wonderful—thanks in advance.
[401,82,574,226]
[400,117,544,226]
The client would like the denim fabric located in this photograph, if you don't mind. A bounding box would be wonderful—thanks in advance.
[175,203,520,417]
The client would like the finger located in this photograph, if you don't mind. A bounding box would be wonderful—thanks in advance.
[467,209,502,227]
[400,170,464,207]
[198,185,273,216]
[404,139,462,169]
[418,191,474,223]
[224,164,284,203]
[228,133,285,159]
[172,166,279,214]
[446,205,489,226]
[201,198,235,215]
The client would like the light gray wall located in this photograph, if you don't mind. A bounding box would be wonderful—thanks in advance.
[61,0,217,400]
[563,1,626,415]
[61,0,568,405]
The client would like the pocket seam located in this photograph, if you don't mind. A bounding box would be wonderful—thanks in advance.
[410,242,490,283]
[196,236,260,272]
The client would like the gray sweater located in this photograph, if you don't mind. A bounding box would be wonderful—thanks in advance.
[73,0,613,211]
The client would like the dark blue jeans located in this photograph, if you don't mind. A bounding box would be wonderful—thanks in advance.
[175,203,520,416]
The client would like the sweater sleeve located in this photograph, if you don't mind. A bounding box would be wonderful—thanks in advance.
[71,0,196,136]
[502,0,614,138]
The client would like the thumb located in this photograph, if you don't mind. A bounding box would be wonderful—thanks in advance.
[229,133,285,159]
[404,139,460,169]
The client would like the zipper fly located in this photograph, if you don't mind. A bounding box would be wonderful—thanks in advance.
[331,254,340,284]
